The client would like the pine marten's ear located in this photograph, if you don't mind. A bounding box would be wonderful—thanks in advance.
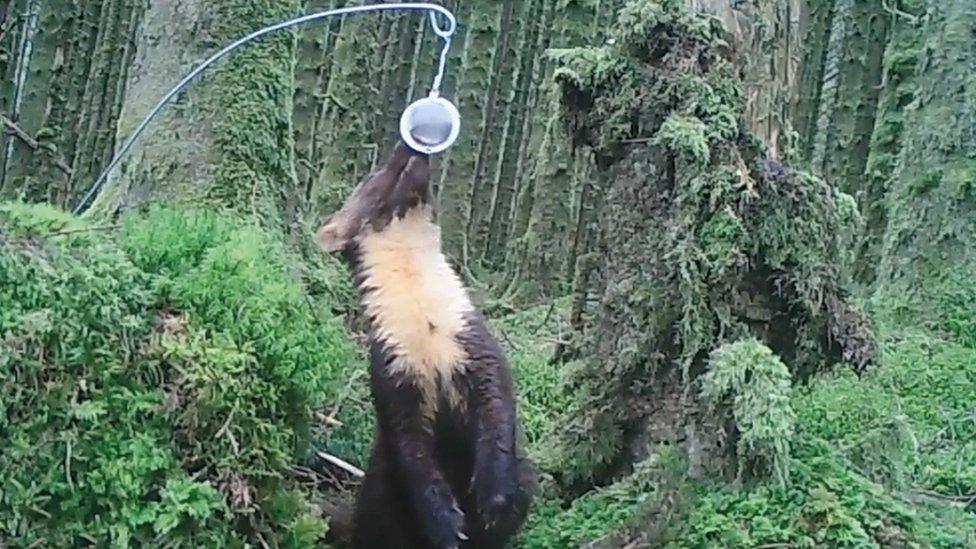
[315,211,357,253]
[314,142,423,254]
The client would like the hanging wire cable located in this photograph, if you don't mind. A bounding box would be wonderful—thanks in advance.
[73,2,457,215]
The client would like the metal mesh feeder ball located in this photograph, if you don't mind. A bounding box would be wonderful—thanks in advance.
[400,95,461,154]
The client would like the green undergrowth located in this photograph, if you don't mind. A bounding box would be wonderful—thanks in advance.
[0,202,357,547]
[671,438,976,548]
[492,298,574,461]
[519,449,689,549]
[511,300,976,547]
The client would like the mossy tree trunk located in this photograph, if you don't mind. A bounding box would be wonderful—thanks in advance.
[822,0,889,195]
[855,2,924,284]
[874,0,976,332]
[85,0,301,226]
[698,0,805,158]
[503,0,607,301]
[546,0,874,492]
[795,0,837,161]
[435,1,503,267]
[0,0,142,208]
[292,0,342,205]
[482,0,544,267]
[463,0,516,267]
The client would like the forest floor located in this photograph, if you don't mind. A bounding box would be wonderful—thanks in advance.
[501,300,976,547]
[324,283,976,547]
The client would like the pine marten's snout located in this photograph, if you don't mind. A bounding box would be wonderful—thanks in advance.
[316,143,431,254]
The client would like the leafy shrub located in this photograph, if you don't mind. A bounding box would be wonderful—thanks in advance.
[0,203,356,547]
[701,339,796,486]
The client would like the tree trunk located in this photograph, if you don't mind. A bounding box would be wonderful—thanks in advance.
[0,0,142,208]
[823,0,889,195]
[874,0,976,330]
[546,0,874,491]
[504,0,602,301]
[463,0,516,267]
[695,0,804,158]
[501,0,558,288]
[436,1,499,266]
[293,0,341,204]
[795,0,838,161]
[482,0,542,266]
[85,0,301,225]
[855,3,924,284]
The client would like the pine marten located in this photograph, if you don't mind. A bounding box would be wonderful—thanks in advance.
[316,143,535,549]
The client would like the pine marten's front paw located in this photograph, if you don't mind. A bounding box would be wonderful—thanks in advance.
[420,489,468,549]
[472,453,519,528]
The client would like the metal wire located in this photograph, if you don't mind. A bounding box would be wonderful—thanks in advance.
[73,2,457,214]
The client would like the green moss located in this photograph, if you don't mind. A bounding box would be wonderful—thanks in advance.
[544,0,872,493]
[518,450,688,549]
[874,0,976,332]
[698,205,745,271]
[0,202,356,547]
[654,114,710,165]
[670,440,976,548]
[517,323,976,547]
[203,0,301,224]
[678,326,976,547]
[701,340,796,487]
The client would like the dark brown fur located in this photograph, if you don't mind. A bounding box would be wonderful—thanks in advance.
[318,144,536,549]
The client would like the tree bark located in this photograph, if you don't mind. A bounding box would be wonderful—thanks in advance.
[0,0,141,208]
[823,0,890,195]
[546,0,874,491]
[463,0,516,267]
[86,0,301,225]
[483,0,542,266]
[856,2,923,284]
[875,0,976,324]
[436,1,501,266]
[795,0,838,161]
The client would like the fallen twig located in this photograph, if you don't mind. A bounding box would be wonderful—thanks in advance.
[496,325,521,351]
[316,450,365,478]
[901,489,976,509]
[530,301,556,335]
[45,224,121,238]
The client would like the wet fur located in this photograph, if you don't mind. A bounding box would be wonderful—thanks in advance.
[321,146,535,549]
[357,206,471,414]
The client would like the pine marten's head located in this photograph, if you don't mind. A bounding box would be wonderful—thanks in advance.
[315,142,472,400]
[315,142,431,259]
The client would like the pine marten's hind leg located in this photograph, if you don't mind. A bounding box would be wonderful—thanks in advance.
[350,441,418,549]
[464,454,537,549]
[460,322,538,547]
